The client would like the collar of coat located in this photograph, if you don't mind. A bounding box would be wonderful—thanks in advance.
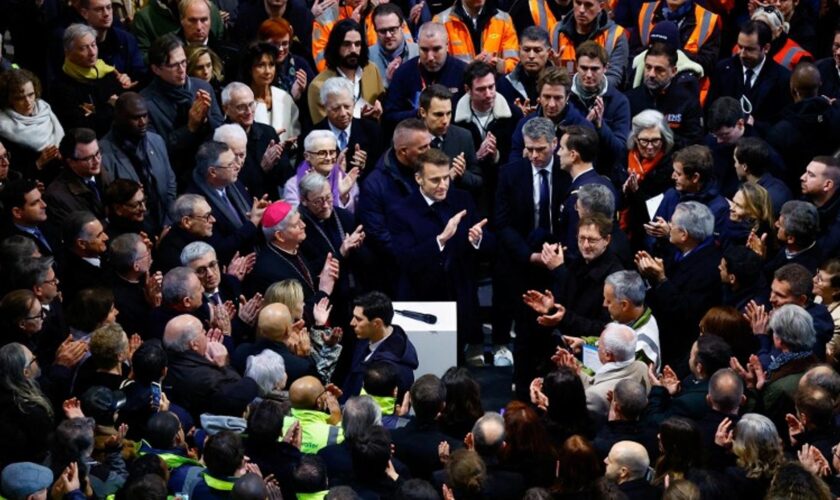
[454,92,513,123]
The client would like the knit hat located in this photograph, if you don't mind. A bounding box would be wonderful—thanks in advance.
[650,21,680,48]
[262,201,294,228]
[1,463,54,500]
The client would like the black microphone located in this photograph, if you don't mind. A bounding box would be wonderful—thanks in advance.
[394,309,438,324]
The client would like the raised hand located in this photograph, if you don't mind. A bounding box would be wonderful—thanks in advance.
[260,140,285,172]
[248,195,270,226]
[225,251,256,281]
[438,210,467,246]
[743,300,769,335]
[188,90,211,132]
[622,172,639,194]
[643,216,670,238]
[349,143,368,170]
[409,1,425,24]
[450,152,466,179]
[318,253,340,295]
[291,69,308,101]
[476,132,497,160]
[468,218,487,247]
[238,293,264,326]
[746,230,768,259]
[339,166,360,198]
[537,304,565,327]
[540,242,564,270]
[529,377,549,410]
[562,335,585,354]
[715,417,734,449]
[311,0,338,17]
[340,225,365,256]
[522,289,555,314]
[798,443,831,477]
[63,398,85,419]
[660,365,681,395]
[143,270,163,307]
[36,145,61,170]
[786,412,805,446]
[513,98,535,116]
[54,336,88,368]
[313,297,332,326]
[386,56,402,83]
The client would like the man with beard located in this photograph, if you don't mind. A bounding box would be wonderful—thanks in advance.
[101,92,177,235]
[369,3,418,89]
[307,19,385,125]
[626,42,703,149]
[141,34,224,180]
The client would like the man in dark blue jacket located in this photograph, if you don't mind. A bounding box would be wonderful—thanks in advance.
[509,67,592,164]
[383,22,466,131]
[388,148,493,357]
[646,145,729,251]
[733,137,791,218]
[342,292,418,400]
[357,118,431,293]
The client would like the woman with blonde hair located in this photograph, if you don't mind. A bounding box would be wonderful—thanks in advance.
[724,182,775,248]
[186,45,224,99]
[719,413,785,498]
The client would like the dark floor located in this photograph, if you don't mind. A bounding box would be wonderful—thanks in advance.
[468,365,514,413]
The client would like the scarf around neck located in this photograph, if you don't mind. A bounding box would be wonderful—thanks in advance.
[768,350,812,375]
[62,59,116,82]
[295,160,343,204]
[571,73,608,108]
[0,100,65,152]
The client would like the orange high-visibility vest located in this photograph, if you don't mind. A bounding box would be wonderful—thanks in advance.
[433,7,521,73]
[638,2,718,104]
[530,0,559,34]
[549,23,625,76]
[312,7,414,72]
[637,1,719,54]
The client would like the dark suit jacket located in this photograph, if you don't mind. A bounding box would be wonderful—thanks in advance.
[494,158,569,272]
[557,168,618,257]
[647,241,722,367]
[439,124,482,194]
[44,168,108,226]
[186,173,259,264]
[110,271,154,339]
[239,121,293,199]
[388,188,493,343]
[707,56,792,134]
[60,251,109,302]
[0,222,61,258]
[313,117,384,173]
[390,420,463,481]
[817,57,840,99]
[154,225,204,273]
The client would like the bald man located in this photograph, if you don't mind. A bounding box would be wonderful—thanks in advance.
[100,91,177,233]
[232,303,318,384]
[163,314,259,419]
[605,441,657,498]
[282,375,344,454]
[767,62,840,179]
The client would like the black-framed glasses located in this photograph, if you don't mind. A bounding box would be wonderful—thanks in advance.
[25,309,47,320]
[191,212,214,222]
[72,150,101,164]
[194,260,219,277]
[307,149,339,159]
[163,59,188,69]
[375,26,400,36]
[637,137,663,147]
[123,198,147,209]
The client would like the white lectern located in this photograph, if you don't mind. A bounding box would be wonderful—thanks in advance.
[392,301,458,378]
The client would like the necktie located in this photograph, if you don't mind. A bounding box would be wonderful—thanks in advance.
[208,292,221,305]
[538,169,551,231]
[220,189,241,223]
[431,136,443,149]
[338,130,348,151]
[31,227,52,253]
[744,68,755,93]
[85,178,101,202]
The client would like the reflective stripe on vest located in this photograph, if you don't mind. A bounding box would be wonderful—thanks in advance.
[551,24,623,74]
[685,5,716,54]
[530,0,557,32]
[776,41,809,69]
[638,1,657,46]
[202,473,235,491]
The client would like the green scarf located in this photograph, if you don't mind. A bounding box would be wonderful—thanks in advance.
[63,59,116,82]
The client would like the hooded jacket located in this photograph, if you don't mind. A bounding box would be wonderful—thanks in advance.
[341,325,419,401]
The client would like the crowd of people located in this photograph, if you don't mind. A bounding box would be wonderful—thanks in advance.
[0,0,839,496]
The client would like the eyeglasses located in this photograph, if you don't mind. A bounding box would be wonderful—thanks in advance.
[213,161,239,170]
[42,277,59,286]
[191,212,214,222]
[25,309,47,320]
[307,194,334,207]
[163,59,188,69]
[375,26,400,36]
[636,137,662,148]
[72,150,101,164]
[233,101,257,113]
[26,356,38,370]
[194,260,219,277]
[307,149,339,159]
[578,235,605,245]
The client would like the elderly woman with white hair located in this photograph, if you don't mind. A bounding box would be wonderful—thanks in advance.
[245,349,289,395]
[748,5,813,70]
[283,129,360,213]
[620,110,675,248]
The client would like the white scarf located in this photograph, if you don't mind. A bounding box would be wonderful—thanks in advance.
[0,99,65,152]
